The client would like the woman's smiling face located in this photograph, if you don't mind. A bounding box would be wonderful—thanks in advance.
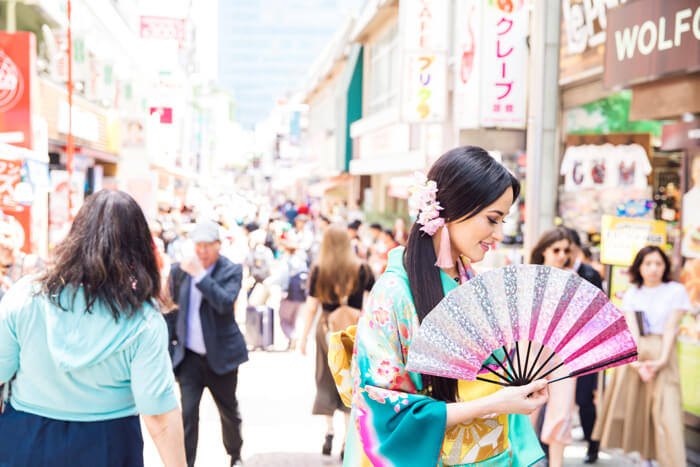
[447,187,514,263]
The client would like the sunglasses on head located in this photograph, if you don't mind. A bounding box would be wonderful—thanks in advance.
[552,247,571,254]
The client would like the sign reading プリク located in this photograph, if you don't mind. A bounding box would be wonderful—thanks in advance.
[400,0,448,123]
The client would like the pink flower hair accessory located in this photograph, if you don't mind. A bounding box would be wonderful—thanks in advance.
[409,172,454,268]
[408,172,444,235]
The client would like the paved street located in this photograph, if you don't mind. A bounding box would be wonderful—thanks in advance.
[144,330,636,467]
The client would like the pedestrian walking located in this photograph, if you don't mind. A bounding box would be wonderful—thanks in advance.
[271,239,309,350]
[529,227,577,467]
[0,190,185,467]
[331,147,548,466]
[167,221,248,467]
[299,224,375,458]
[593,246,689,467]
[565,227,603,464]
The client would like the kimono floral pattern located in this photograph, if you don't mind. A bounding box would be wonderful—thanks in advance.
[347,267,513,466]
[329,247,544,466]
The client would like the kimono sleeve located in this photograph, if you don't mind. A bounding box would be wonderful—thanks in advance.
[353,277,446,466]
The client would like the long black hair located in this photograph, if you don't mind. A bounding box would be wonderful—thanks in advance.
[40,190,160,321]
[404,146,520,402]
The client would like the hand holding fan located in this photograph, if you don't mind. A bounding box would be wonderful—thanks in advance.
[406,265,637,386]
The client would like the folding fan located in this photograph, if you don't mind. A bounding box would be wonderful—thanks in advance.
[406,265,638,387]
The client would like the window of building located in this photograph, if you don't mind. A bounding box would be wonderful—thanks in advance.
[367,22,399,115]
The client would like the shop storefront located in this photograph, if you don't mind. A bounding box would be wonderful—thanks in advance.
[0,32,50,258]
[559,0,700,460]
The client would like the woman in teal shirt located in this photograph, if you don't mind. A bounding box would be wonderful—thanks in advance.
[0,190,185,467]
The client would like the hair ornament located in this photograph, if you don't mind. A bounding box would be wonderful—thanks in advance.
[409,172,444,236]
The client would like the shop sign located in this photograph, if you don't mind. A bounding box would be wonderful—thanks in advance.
[479,1,528,129]
[140,16,185,48]
[604,0,700,88]
[400,0,448,123]
[0,32,35,150]
[600,215,667,266]
[661,119,700,150]
[0,158,23,210]
[150,106,173,124]
[563,0,629,55]
[454,0,482,129]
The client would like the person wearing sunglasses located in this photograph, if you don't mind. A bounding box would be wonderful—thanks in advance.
[529,227,576,467]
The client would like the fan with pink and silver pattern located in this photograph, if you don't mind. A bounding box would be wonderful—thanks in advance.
[406,265,638,387]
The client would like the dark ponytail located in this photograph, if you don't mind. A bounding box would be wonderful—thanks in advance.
[404,146,520,402]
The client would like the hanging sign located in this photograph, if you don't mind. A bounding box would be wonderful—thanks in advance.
[400,0,448,123]
[479,1,529,128]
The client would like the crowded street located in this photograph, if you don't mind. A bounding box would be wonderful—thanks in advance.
[143,345,633,467]
[1,1,700,467]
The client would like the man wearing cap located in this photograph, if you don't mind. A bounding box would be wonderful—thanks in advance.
[167,221,247,467]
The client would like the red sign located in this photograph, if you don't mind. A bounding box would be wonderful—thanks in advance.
[0,158,22,210]
[0,32,35,150]
[140,16,185,47]
[150,106,173,124]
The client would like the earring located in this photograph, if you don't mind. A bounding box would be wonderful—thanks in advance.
[435,225,454,268]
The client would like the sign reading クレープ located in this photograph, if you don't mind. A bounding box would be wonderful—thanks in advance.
[604,0,700,88]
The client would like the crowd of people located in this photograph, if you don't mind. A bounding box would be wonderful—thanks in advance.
[0,145,694,467]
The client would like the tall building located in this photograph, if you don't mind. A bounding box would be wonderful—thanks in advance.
[217,0,361,129]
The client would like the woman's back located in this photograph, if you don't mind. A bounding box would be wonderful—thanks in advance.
[309,262,374,312]
[0,276,177,422]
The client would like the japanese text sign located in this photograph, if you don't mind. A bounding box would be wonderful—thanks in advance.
[400,0,448,123]
[479,1,528,128]
[600,215,667,266]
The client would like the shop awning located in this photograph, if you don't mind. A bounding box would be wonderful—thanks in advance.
[307,174,352,198]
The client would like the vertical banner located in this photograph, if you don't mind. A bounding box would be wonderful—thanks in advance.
[454,0,483,129]
[400,0,448,123]
[479,1,528,128]
[0,32,36,149]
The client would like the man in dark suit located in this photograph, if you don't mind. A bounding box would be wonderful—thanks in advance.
[565,227,603,464]
[168,221,248,467]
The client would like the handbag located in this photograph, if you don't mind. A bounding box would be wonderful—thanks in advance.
[327,296,361,333]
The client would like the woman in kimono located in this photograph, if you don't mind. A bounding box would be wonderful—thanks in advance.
[334,146,549,466]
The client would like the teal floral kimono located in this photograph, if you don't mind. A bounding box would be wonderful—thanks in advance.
[336,247,544,466]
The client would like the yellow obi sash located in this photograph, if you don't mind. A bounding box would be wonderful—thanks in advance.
[441,376,509,466]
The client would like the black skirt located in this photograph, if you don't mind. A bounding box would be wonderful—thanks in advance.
[0,403,144,467]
